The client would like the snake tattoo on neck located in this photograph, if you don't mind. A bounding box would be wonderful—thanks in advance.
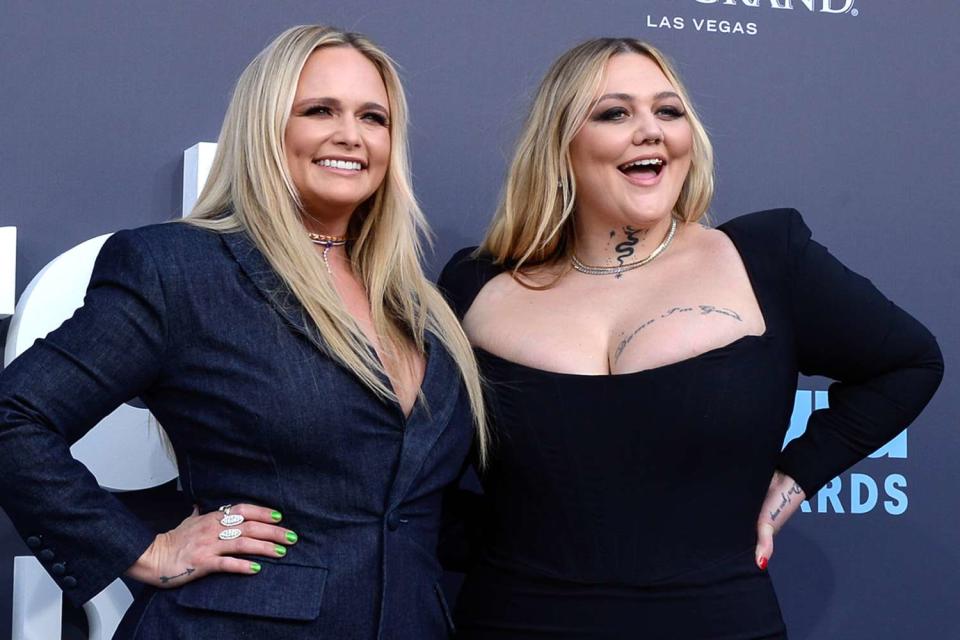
[613,226,643,278]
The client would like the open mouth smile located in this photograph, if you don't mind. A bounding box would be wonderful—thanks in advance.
[618,157,666,186]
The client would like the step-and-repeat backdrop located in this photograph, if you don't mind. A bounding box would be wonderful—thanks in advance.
[1,1,956,638]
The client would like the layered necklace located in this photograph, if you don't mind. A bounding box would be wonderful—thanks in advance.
[571,218,678,277]
[307,232,349,275]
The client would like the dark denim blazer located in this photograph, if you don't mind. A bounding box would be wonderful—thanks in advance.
[0,222,472,638]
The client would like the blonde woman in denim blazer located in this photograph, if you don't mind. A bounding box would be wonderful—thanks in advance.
[0,25,486,639]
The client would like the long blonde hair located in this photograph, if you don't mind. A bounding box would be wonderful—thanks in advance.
[186,25,488,463]
[481,37,714,273]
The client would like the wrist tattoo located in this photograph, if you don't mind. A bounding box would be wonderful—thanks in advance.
[769,483,803,522]
[159,567,195,584]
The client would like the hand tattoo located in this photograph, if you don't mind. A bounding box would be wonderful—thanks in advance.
[159,567,195,584]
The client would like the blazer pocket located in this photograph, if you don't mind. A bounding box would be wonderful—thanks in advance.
[175,562,328,621]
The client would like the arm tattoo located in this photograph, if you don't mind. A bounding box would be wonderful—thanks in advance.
[769,483,803,522]
[159,567,195,584]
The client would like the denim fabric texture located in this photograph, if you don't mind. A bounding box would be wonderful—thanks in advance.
[0,222,472,639]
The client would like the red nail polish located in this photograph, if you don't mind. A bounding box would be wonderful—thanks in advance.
[758,556,768,571]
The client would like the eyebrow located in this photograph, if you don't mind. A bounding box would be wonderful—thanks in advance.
[293,96,389,114]
[596,91,682,103]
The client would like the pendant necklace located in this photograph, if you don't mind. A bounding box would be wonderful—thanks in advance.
[307,232,349,275]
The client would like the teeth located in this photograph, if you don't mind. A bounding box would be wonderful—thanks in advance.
[622,158,664,169]
[316,159,362,171]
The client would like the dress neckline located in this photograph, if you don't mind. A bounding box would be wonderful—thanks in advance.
[468,224,774,379]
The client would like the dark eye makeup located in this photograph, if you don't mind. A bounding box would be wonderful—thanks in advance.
[593,103,687,122]
[302,105,331,117]
[595,107,629,122]
[362,112,389,126]
[656,105,686,119]
[299,104,388,126]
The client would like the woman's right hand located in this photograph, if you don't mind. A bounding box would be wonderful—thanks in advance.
[125,504,297,588]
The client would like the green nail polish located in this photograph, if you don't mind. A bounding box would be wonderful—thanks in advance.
[274,544,287,557]
[271,511,282,522]
[285,531,298,544]
[250,562,261,574]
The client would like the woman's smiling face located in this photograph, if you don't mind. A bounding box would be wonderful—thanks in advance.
[569,53,693,228]
[284,46,391,221]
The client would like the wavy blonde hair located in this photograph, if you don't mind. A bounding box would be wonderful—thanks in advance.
[481,37,714,273]
[186,25,488,463]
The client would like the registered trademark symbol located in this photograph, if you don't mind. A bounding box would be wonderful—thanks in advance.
[851,8,858,16]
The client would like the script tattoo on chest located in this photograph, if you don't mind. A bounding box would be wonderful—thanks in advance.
[613,304,743,363]
[159,567,195,584]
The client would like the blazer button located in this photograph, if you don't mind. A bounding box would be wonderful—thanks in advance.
[38,549,55,562]
[25,536,42,549]
[386,511,400,531]
[52,563,66,576]
[62,576,78,589]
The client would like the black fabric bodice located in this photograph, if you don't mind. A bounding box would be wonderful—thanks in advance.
[438,209,943,639]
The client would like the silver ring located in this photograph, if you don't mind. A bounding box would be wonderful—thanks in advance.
[218,528,242,541]
[220,514,244,527]
[217,504,233,515]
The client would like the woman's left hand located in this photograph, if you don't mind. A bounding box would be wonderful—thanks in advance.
[754,470,805,571]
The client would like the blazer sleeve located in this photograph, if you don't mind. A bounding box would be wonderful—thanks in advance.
[0,229,167,605]
[776,210,944,496]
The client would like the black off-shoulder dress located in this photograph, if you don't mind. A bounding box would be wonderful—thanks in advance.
[438,209,943,640]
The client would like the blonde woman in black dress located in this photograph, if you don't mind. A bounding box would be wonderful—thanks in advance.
[440,38,942,639]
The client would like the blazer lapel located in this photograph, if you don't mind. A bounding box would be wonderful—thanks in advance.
[221,230,315,341]
[386,332,462,510]
[224,229,463,501]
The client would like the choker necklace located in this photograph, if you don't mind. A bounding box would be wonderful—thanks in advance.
[571,217,678,278]
[307,232,349,275]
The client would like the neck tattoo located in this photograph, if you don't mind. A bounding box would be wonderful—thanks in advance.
[572,218,677,278]
[614,226,644,275]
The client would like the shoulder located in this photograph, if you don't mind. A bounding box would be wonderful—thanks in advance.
[716,208,815,265]
[717,208,809,245]
[103,222,228,272]
[112,221,223,253]
[93,223,233,307]
[437,247,503,321]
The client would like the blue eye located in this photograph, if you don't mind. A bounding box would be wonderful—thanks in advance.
[303,105,331,117]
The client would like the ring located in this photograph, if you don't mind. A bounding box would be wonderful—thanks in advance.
[218,528,242,541]
[220,514,244,527]
[217,504,233,515]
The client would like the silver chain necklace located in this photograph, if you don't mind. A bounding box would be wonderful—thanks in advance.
[571,217,678,277]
